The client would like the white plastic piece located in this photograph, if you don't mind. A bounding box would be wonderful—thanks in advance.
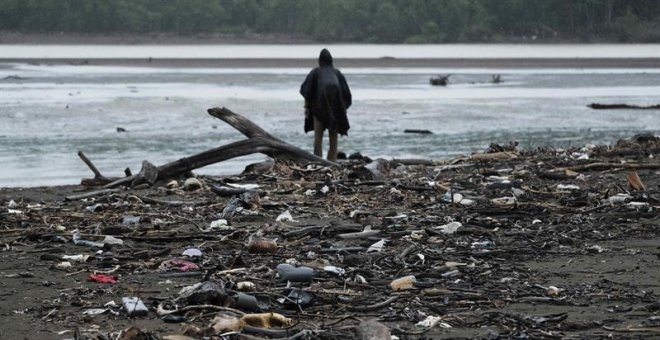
[122,297,148,316]
[226,183,260,190]
[323,266,346,276]
[434,222,462,234]
[276,210,297,222]
[103,235,123,245]
[416,315,452,329]
[557,184,580,190]
[367,239,386,252]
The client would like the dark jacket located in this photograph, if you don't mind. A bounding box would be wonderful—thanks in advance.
[300,49,352,135]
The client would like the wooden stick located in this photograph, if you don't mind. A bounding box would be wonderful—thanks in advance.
[78,151,102,178]
[65,188,120,201]
[156,303,245,316]
[348,296,399,312]
[564,162,660,172]
[78,151,120,186]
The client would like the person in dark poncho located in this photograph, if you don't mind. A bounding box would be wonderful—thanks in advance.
[300,48,352,162]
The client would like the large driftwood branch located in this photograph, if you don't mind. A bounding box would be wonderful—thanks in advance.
[78,151,120,186]
[87,107,337,189]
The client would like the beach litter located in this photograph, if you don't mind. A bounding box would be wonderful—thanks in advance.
[0,133,658,339]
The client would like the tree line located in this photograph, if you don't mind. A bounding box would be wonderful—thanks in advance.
[1,0,659,43]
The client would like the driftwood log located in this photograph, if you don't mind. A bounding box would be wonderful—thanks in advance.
[588,103,660,110]
[79,107,338,188]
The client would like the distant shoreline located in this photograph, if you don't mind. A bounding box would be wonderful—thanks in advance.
[0,31,318,45]
[1,57,659,69]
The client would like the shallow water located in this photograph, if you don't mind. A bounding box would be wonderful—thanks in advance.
[1,45,659,187]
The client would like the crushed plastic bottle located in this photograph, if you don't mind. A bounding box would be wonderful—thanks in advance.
[276,263,313,282]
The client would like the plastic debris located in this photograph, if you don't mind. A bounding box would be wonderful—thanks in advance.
[159,259,199,272]
[434,221,462,234]
[557,184,580,190]
[276,263,314,282]
[53,261,72,270]
[88,274,117,284]
[236,292,261,312]
[275,210,296,222]
[182,247,202,257]
[61,254,91,262]
[83,308,111,316]
[122,215,141,225]
[278,287,314,307]
[236,281,256,291]
[226,183,260,190]
[416,315,452,329]
[103,235,123,245]
[72,230,105,248]
[491,196,517,206]
[122,297,148,316]
[607,193,632,204]
[441,191,464,203]
[177,281,228,305]
[85,203,104,213]
[207,219,232,231]
[367,239,386,252]
[390,275,416,291]
[323,265,345,276]
[183,177,203,191]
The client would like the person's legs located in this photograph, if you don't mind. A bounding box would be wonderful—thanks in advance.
[327,130,338,162]
[313,116,324,157]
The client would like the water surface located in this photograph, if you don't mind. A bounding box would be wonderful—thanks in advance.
[1,44,659,187]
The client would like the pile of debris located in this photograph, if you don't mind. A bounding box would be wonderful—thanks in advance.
[1,130,658,339]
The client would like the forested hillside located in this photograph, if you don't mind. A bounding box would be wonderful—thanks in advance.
[1,0,659,43]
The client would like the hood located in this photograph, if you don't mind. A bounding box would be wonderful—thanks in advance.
[318,48,333,66]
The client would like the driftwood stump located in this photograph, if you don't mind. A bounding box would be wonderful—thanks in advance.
[80,107,338,188]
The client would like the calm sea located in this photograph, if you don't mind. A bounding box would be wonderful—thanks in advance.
[1,44,659,187]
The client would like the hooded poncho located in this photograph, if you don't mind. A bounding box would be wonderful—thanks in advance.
[300,49,352,135]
